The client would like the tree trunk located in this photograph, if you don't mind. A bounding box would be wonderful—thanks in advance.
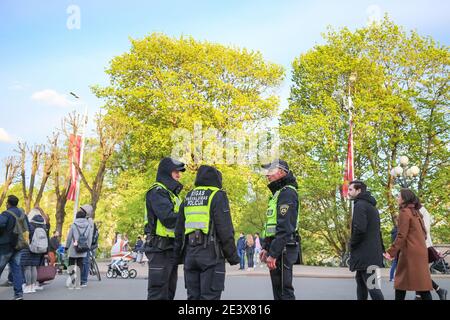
[55,196,68,234]
[33,171,51,208]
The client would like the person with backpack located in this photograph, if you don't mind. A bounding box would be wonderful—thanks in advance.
[65,209,93,289]
[0,195,28,300]
[20,207,49,293]
[245,234,255,270]
[79,204,97,287]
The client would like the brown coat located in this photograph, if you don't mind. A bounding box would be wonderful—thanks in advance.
[387,204,433,291]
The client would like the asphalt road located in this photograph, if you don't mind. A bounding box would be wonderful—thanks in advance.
[2,272,449,300]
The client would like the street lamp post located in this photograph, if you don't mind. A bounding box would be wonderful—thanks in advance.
[390,156,420,188]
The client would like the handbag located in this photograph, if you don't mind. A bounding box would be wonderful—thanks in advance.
[428,246,441,263]
[37,259,57,283]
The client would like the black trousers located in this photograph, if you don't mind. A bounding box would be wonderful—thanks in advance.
[415,280,439,296]
[269,245,298,300]
[355,270,384,300]
[397,290,432,300]
[184,244,225,300]
[68,258,83,273]
[146,250,178,300]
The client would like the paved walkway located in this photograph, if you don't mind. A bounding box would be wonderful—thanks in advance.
[97,261,450,279]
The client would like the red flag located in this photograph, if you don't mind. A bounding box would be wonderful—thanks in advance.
[342,120,354,198]
[67,134,82,201]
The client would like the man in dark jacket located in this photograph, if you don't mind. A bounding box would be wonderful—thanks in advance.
[0,195,27,300]
[348,180,384,300]
[174,165,240,300]
[259,160,300,300]
[144,157,185,300]
[236,233,246,270]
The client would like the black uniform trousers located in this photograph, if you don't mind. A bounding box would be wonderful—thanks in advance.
[146,250,178,300]
[184,243,225,300]
[269,244,298,300]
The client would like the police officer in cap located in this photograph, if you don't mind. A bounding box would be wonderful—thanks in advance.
[144,157,185,300]
[259,159,300,300]
[174,165,240,300]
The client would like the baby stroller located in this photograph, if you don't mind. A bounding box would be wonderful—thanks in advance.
[430,250,450,274]
[55,245,69,274]
[106,252,137,279]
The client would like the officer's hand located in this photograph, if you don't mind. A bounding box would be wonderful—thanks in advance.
[229,255,240,266]
[260,250,268,263]
[266,256,277,270]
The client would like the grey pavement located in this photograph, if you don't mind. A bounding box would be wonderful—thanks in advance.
[1,262,449,300]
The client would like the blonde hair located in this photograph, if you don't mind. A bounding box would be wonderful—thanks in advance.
[246,234,254,247]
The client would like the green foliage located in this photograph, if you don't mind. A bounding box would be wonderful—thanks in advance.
[281,15,450,261]
[92,33,284,165]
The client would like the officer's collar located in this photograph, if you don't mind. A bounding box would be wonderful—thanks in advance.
[156,176,183,195]
[267,171,298,195]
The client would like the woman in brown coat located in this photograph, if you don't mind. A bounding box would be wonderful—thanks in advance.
[385,189,433,300]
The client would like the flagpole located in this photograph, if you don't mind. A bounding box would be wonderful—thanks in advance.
[73,105,88,221]
[348,94,354,219]
[348,73,356,219]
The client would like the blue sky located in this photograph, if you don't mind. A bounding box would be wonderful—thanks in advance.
[1,0,449,162]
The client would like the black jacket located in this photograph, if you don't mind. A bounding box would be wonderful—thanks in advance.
[49,236,60,252]
[263,171,300,259]
[145,159,184,252]
[174,165,240,265]
[349,191,384,271]
[0,207,28,254]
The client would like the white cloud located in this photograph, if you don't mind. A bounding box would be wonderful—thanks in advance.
[31,89,75,108]
[0,128,14,143]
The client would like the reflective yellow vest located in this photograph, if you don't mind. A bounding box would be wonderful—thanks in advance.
[263,185,299,238]
[145,182,181,238]
[184,186,220,235]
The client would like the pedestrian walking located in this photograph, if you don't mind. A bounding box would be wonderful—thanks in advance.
[245,234,255,270]
[65,209,93,289]
[347,180,385,300]
[384,189,433,300]
[0,195,28,300]
[236,233,246,270]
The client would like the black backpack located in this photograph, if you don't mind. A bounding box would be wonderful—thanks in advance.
[74,224,90,253]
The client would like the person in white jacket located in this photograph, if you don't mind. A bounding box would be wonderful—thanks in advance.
[418,206,447,300]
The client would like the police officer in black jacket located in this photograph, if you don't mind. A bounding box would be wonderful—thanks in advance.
[174,165,240,300]
[259,160,300,300]
[144,157,185,300]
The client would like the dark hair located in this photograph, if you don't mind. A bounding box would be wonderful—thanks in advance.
[76,210,87,219]
[350,180,367,193]
[7,195,19,207]
[399,189,421,209]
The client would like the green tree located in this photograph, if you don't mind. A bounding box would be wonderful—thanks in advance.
[92,33,284,167]
[281,16,449,262]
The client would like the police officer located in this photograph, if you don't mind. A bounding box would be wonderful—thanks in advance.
[174,165,240,300]
[259,159,300,300]
[144,157,185,300]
